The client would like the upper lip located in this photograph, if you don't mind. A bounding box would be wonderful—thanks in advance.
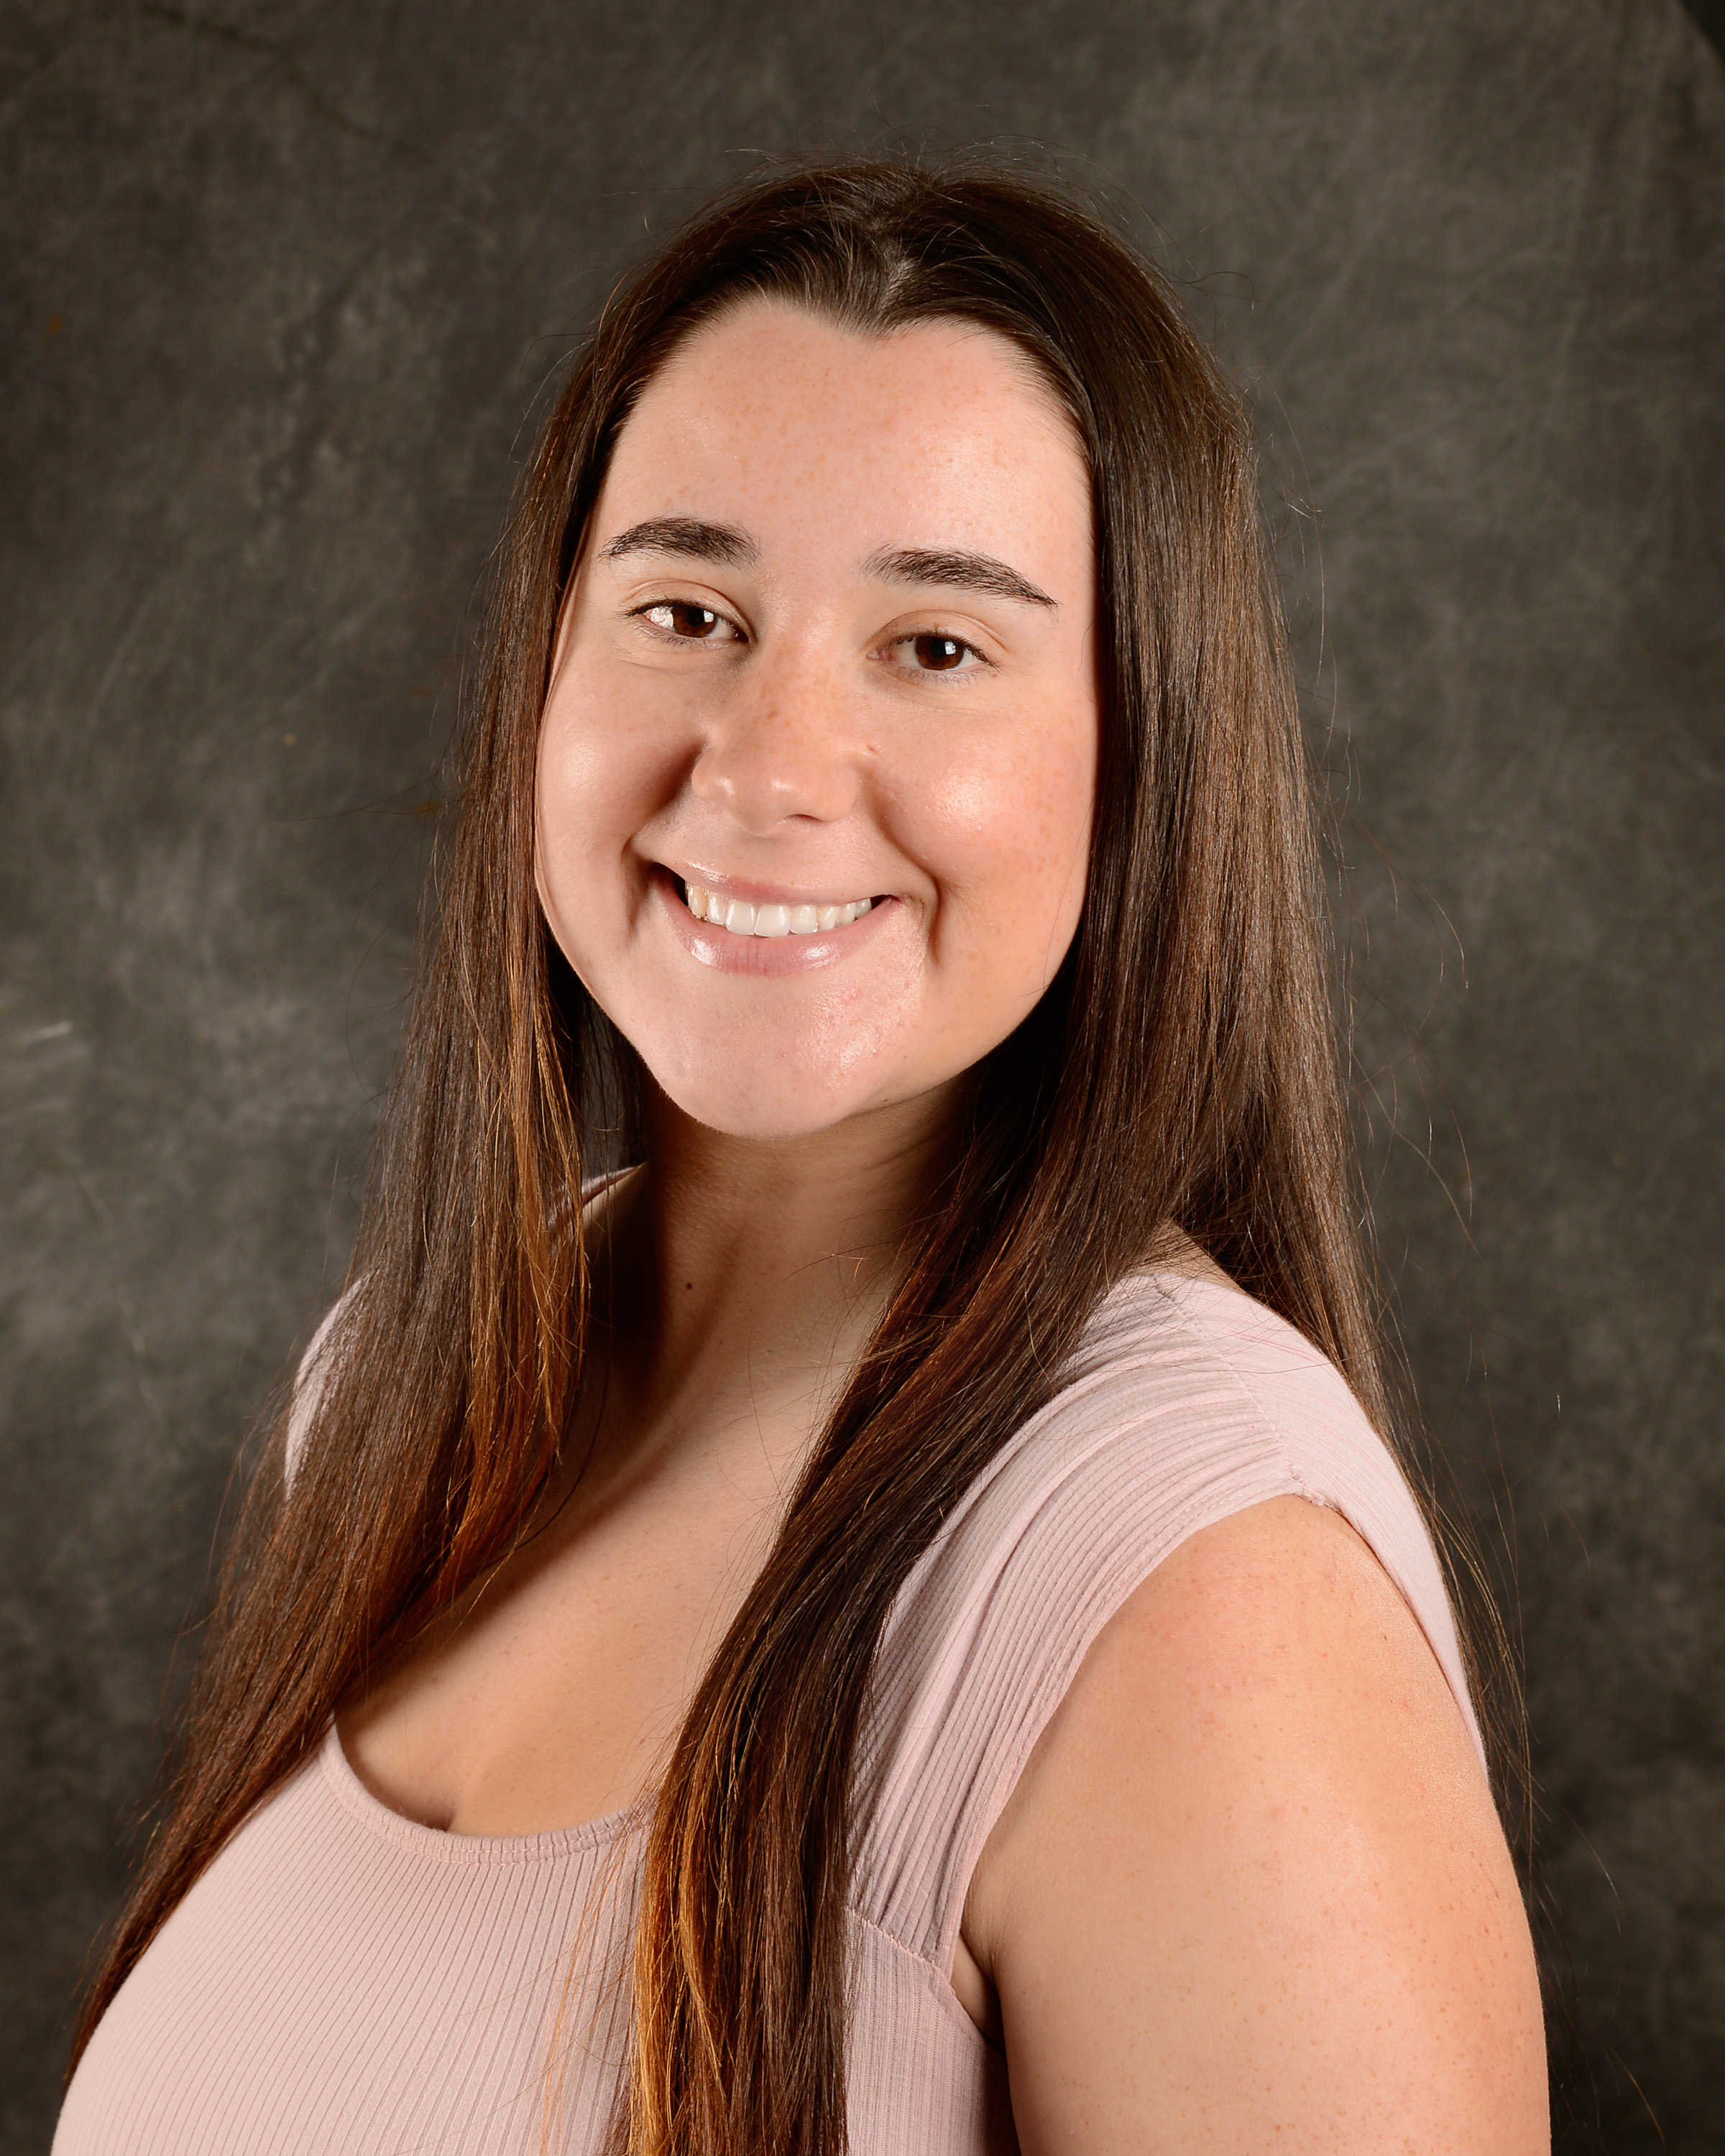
[661,863,887,906]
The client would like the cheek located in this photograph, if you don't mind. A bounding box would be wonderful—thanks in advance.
[914,720,1095,959]
[535,684,668,908]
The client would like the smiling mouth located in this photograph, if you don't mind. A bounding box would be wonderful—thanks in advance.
[682,880,875,939]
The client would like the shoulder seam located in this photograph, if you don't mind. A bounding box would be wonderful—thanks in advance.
[1136,1284,1309,1498]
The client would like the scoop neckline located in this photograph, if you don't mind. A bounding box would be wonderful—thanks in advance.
[318,1721,653,1864]
[312,1230,1245,1867]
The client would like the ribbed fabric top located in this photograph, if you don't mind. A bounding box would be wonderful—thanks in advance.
[56,1268,1482,2156]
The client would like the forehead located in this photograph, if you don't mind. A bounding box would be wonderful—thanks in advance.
[599,300,1091,560]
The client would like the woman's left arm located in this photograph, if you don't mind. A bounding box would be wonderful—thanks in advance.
[963,1495,1549,2155]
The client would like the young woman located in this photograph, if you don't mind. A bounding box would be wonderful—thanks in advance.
[57,160,1547,2155]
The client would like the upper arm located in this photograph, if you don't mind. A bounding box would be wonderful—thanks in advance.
[964,1496,1547,2156]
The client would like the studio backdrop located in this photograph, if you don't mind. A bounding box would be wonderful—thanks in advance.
[2,2,1721,2151]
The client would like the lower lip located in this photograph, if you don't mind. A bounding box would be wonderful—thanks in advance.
[652,872,895,977]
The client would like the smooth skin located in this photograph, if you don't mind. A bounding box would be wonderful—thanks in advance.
[342,300,1548,2152]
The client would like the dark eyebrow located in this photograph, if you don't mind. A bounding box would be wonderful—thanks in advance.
[862,545,1057,609]
[601,517,758,566]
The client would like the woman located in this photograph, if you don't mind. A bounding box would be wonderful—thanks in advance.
[57,159,1547,2154]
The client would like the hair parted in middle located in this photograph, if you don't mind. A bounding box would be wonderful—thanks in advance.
[75,155,1406,2156]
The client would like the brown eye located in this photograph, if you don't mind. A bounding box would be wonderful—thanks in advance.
[642,601,730,639]
[911,634,967,671]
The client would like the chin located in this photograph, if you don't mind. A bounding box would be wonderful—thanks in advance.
[653,1069,879,1143]
[635,1023,905,1143]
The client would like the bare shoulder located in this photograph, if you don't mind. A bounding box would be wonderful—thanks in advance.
[965,1495,1548,2156]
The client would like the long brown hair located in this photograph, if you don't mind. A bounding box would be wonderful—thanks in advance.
[75,157,1425,2150]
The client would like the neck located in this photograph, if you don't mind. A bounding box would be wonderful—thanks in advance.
[597,1078,960,1458]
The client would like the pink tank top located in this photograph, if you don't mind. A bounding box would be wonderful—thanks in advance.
[55,1268,1483,2155]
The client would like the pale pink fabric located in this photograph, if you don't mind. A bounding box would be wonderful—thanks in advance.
[56,1269,1483,2155]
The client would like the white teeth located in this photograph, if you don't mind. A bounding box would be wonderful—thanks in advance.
[684,884,873,937]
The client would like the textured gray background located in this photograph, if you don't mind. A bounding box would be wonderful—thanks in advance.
[2,0,1721,2148]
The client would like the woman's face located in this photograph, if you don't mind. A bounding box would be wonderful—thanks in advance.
[535,300,1098,1142]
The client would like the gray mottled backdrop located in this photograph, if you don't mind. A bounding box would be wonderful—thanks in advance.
[3,1,1721,2149]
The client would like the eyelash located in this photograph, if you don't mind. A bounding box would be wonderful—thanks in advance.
[629,599,991,676]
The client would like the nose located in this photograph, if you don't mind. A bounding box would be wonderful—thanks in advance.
[688,651,861,835]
